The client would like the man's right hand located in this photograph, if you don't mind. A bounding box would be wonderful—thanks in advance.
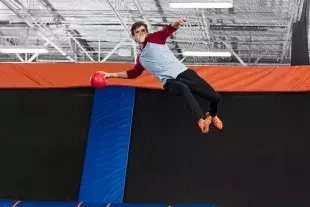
[96,71,110,78]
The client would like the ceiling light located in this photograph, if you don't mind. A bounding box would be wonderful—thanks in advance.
[183,51,232,57]
[169,2,233,9]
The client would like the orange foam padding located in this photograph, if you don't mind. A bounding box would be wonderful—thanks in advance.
[0,63,310,91]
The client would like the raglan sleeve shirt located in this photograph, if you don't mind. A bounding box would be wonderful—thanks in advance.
[125,24,178,79]
[126,55,145,79]
[148,23,177,44]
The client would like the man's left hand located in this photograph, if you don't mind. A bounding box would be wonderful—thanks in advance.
[179,17,187,26]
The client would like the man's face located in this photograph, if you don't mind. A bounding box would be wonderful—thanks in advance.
[133,25,148,44]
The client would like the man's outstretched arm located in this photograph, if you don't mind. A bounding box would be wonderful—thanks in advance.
[106,71,128,78]
[102,56,145,79]
[149,17,187,44]
[125,62,145,79]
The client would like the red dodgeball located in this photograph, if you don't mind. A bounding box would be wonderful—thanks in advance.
[90,71,108,88]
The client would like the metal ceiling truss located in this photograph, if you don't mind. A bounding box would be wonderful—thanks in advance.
[0,0,75,61]
[37,0,96,61]
[103,0,132,62]
[176,8,247,66]
[280,0,305,62]
[103,0,155,63]
[0,32,49,63]
[0,31,25,62]
[0,0,302,65]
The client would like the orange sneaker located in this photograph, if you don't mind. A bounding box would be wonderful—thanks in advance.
[206,112,223,130]
[198,117,212,134]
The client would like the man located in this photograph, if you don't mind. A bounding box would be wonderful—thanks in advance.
[101,17,223,134]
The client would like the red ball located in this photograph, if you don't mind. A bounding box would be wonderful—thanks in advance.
[90,71,107,88]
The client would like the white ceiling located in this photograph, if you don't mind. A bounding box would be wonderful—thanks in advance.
[0,0,307,65]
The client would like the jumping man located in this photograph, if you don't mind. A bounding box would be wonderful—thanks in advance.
[101,17,223,134]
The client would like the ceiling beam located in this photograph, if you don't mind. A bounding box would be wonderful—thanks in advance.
[104,0,132,37]
[0,0,75,61]
[37,0,96,61]
[104,0,141,63]
[101,41,123,62]
[0,31,25,62]
[280,0,304,62]
[222,41,247,66]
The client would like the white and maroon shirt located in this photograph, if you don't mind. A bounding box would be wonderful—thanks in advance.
[126,24,188,86]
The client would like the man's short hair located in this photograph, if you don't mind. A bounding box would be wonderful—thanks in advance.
[131,21,148,36]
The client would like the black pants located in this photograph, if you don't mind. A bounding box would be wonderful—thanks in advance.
[163,69,222,123]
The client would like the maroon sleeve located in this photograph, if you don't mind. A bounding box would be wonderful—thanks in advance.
[126,55,145,79]
[148,24,177,45]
